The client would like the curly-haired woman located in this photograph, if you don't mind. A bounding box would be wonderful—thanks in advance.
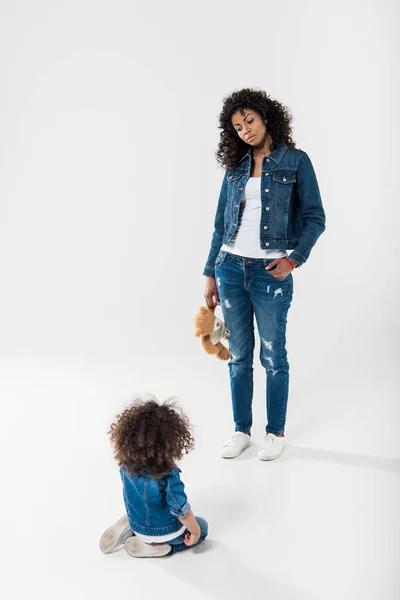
[204,89,326,461]
[100,397,208,558]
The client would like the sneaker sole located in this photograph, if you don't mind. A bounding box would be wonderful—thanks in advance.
[258,449,284,461]
[124,537,171,558]
[100,515,132,554]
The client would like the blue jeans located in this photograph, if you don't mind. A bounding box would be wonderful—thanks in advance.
[215,252,293,435]
[167,516,208,554]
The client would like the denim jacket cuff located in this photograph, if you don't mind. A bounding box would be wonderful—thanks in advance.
[169,501,191,519]
[288,250,306,267]
[203,265,215,278]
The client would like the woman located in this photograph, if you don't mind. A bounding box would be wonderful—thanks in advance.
[203,89,325,461]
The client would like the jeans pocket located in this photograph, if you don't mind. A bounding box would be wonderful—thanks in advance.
[265,268,292,285]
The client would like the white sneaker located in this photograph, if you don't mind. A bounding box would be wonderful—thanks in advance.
[258,433,285,461]
[221,432,251,458]
[124,536,171,558]
[99,515,133,554]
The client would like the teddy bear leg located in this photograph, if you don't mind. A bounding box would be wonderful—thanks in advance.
[216,344,231,361]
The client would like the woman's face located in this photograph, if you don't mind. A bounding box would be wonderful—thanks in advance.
[231,109,267,146]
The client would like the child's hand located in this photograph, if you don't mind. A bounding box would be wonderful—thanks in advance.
[178,510,201,545]
[184,530,200,546]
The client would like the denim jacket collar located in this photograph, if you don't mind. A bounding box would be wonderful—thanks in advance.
[239,141,288,165]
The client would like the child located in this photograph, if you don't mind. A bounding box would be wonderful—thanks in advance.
[100,396,208,558]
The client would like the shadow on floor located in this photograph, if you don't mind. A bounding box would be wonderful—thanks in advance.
[160,540,317,600]
[280,444,400,473]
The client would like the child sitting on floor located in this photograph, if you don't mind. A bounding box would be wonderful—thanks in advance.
[100,396,208,558]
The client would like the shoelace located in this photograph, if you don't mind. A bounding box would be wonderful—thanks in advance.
[260,434,275,448]
[224,433,248,447]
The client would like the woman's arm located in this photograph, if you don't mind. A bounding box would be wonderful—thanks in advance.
[289,152,326,266]
[203,172,229,278]
[204,276,220,308]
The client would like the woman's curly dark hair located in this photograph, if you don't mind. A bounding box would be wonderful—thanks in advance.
[108,397,194,478]
[216,88,296,170]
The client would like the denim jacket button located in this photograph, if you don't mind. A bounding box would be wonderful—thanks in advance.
[265,206,270,211]
[265,172,269,176]
[266,158,270,162]
[264,226,268,230]
[265,189,269,193]
[265,242,270,247]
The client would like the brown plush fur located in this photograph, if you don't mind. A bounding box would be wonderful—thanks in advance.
[194,306,230,361]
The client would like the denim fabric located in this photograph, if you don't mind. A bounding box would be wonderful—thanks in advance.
[215,252,293,435]
[167,516,208,554]
[204,143,325,277]
[120,466,191,536]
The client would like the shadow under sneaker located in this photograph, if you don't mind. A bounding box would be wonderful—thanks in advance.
[221,432,251,458]
[124,536,172,558]
[99,515,133,554]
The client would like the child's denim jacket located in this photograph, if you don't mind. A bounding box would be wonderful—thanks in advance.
[120,466,191,536]
[203,143,326,277]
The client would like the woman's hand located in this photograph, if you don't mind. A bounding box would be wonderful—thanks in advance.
[204,276,220,308]
[265,258,296,280]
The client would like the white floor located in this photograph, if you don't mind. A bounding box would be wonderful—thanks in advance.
[2,350,399,600]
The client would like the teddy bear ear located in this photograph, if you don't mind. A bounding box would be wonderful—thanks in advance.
[194,327,203,337]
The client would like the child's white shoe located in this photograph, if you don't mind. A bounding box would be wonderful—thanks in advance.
[258,433,285,461]
[124,536,172,558]
[100,515,133,554]
[221,432,251,458]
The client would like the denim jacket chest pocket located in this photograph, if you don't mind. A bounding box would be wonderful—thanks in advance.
[227,172,245,197]
[272,170,296,205]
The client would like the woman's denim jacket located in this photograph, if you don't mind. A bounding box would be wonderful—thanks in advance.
[120,466,191,536]
[203,143,326,277]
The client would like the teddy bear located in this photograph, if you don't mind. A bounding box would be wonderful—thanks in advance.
[194,306,230,361]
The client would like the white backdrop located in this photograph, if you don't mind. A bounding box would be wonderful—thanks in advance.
[0,1,399,599]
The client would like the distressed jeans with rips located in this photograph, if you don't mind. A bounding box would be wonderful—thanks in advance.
[214,251,293,436]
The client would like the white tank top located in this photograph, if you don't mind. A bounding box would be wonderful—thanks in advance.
[221,177,287,259]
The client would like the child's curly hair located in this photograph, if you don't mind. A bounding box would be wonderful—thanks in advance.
[216,88,296,170]
[108,397,194,478]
